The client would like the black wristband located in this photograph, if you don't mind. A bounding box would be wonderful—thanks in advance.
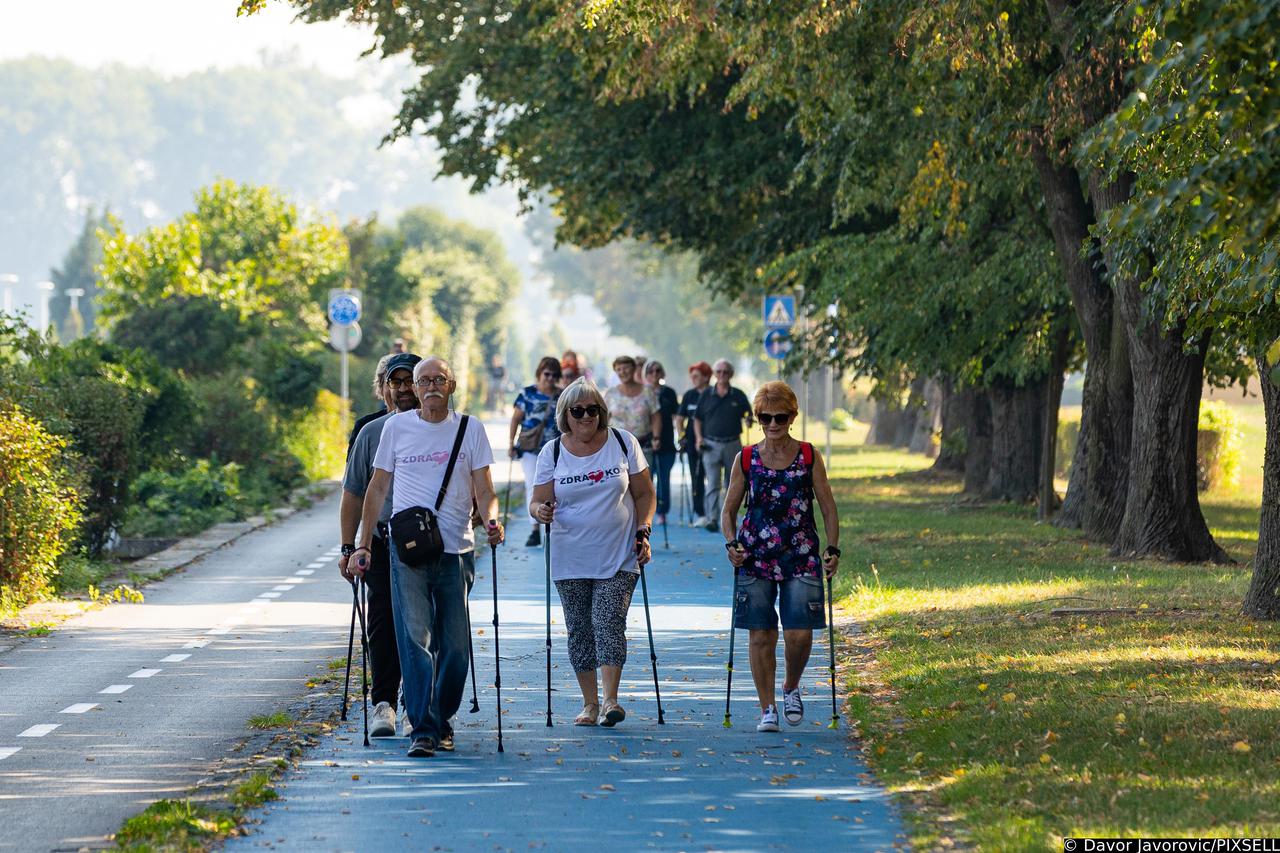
[635,527,651,541]
[725,539,741,552]
[341,544,356,557]
[824,545,842,559]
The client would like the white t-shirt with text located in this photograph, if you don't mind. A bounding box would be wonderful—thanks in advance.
[534,428,648,581]
[372,410,494,554]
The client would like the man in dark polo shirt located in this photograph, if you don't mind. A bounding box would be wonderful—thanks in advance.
[676,361,712,526]
[346,354,392,457]
[693,358,753,532]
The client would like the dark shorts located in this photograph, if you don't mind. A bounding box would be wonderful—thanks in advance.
[733,574,826,631]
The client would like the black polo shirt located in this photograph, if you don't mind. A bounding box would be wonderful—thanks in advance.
[679,388,704,442]
[694,386,751,441]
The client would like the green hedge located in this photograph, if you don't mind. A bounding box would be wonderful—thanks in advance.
[0,405,83,612]
[1056,402,1242,492]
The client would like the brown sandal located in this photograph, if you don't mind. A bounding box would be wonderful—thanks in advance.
[574,703,601,726]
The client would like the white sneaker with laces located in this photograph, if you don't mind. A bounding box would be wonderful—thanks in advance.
[692,515,708,528]
[782,687,804,725]
[369,701,397,737]
[756,705,780,732]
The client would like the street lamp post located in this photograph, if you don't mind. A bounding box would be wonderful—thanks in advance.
[0,273,17,315]
[37,281,55,333]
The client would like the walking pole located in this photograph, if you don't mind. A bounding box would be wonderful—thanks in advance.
[825,572,840,729]
[501,454,515,529]
[723,568,739,728]
[678,451,692,524]
[543,518,554,727]
[464,584,481,714]
[352,577,371,746]
[638,564,665,724]
[341,578,357,720]
[489,537,505,753]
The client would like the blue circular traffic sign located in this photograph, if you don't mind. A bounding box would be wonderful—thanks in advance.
[764,328,792,360]
[328,293,361,326]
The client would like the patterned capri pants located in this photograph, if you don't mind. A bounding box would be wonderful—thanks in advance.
[554,571,639,672]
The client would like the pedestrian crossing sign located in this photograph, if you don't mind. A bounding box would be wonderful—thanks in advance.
[763,295,796,329]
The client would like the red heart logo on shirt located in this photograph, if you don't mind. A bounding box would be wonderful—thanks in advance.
[587,470,605,483]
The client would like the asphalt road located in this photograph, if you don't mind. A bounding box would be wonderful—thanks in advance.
[0,491,349,852]
[224,483,908,852]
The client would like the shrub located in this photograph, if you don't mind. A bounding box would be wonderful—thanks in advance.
[284,389,349,481]
[0,404,82,612]
[1197,401,1241,492]
[121,460,247,538]
[1056,415,1081,478]
[828,407,857,433]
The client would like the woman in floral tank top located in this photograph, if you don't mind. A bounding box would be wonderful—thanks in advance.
[720,381,841,733]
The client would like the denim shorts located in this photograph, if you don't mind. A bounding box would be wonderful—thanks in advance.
[733,574,826,631]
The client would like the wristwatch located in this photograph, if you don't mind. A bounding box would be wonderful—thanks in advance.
[635,527,651,541]
[341,544,356,557]
[824,545,842,559]
[725,539,742,552]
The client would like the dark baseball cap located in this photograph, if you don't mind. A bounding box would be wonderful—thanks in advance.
[385,353,422,377]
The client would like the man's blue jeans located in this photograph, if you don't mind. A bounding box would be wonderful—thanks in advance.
[389,548,473,743]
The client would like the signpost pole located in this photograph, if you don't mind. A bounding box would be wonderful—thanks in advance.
[341,349,350,439]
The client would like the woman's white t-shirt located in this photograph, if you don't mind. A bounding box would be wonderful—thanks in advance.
[534,428,648,581]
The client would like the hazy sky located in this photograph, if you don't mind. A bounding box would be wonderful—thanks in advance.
[0,0,376,77]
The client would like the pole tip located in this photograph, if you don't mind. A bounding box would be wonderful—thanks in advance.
[722,717,732,729]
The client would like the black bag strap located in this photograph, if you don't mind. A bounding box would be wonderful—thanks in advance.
[611,427,628,456]
[434,414,470,512]
[553,428,629,466]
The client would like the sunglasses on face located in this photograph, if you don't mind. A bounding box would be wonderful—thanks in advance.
[541,370,561,379]
[386,377,415,390]
[568,405,603,419]
[756,412,792,426]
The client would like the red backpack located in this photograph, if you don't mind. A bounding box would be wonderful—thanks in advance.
[741,441,813,507]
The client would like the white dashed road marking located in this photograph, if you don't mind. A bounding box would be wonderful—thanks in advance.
[129,669,161,679]
[258,592,281,599]
[160,654,190,663]
[0,747,20,760]
[272,585,296,591]
[18,725,59,738]
[184,639,211,649]
[100,685,133,694]
[208,628,231,635]
[60,704,98,715]
[295,570,315,576]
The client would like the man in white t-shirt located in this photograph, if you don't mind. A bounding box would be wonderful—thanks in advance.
[354,356,504,758]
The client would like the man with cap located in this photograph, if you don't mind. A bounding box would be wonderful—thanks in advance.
[339,351,421,737]
[676,361,712,526]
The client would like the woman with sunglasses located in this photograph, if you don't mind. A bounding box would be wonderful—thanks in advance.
[509,356,562,547]
[720,381,841,733]
[529,378,656,727]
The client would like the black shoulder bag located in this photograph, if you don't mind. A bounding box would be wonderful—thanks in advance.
[388,415,470,567]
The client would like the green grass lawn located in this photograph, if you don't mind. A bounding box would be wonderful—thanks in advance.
[826,436,1277,850]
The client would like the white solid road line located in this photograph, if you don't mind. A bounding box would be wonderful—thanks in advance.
[18,724,59,737]
[128,669,161,678]
[0,747,20,760]
[160,654,191,663]
[60,704,98,715]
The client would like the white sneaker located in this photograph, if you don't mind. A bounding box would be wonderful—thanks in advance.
[756,705,780,732]
[782,687,804,726]
[692,515,708,528]
[369,701,396,737]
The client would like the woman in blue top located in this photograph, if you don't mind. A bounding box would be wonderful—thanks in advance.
[720,381,841,733]
[509,356,561,546]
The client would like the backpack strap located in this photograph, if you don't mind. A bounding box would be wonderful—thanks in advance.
[552,437,562,466]
[611,427,628,457]
[801,441,814,468]
[741,444,754,475]
[434,414,470,512]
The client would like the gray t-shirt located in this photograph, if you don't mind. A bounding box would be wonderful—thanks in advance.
[343,414,393,524]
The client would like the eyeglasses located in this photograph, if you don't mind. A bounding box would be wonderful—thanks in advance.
[541,371,561,379]
[415,375,451,388]
[756,412,792,425]
[568,405,603,419]
[386,378,415,390]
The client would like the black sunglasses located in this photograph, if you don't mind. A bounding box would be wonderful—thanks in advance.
[568,405,603,419]
[756,412,792,425]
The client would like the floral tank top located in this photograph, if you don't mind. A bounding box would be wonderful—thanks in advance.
[737,443,820,580]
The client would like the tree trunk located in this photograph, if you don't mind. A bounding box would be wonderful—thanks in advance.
[1038,322,1072,520]
[963,389,993,496]
[909,377,943,457]
[1032,144,1132,541]
[933,377,967,472]
[867,399,905,445]
[895,377,928,447]
[985,378,1044,503]
[1244,354,1280,618]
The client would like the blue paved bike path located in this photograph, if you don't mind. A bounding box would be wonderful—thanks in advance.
[224,513,908,852]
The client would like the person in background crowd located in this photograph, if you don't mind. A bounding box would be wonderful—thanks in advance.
[339,352,421,737]
[694,359,752,532]
[720,381,840,733]
[347,354,392,457]
[560,351,581,388]
[644,360,679,527]
[676,361,712,526]
[486,353,506,412]
[353,356,504,758]
[605,355,661,461]
[529,379,655,727]
[509,356,562,547]
[391,338,407,354]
